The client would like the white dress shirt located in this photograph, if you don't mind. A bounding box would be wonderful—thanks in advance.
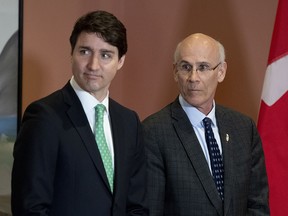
[179,95,222,173]
[70,77,114,167]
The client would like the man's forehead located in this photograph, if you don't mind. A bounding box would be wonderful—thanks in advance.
[77,32,118,50]
[179,39,218,60]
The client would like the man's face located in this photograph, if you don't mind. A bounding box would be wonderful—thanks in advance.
[174,35,227,114]
[71,32,125,101]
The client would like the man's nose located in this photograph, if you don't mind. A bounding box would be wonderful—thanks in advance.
[88,55,100,70]
[187,69,200,81]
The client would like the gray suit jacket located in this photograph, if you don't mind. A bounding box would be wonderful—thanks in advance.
[142,98,269,216]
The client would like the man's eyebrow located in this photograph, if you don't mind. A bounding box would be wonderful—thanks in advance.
[178,60,191,64]
[78,46,92,50]
[197,61,210,65]
[178,60,211,66]
[76,47,116,54]
[99,49,116,54]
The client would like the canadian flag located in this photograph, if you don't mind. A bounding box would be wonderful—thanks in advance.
[257,0,288,215]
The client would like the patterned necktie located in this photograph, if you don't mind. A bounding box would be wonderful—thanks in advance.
[203,117,224,201]
[95,104,114,192]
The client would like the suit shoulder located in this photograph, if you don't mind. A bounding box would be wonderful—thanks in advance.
[23,83,79,121]
[26,90,66,113]
[142,103,173,125]
[109,98,135,113]
[109,98,140,121]
[27,83,76,108]
[216,104,255,125]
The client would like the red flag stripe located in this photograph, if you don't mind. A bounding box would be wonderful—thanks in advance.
[268,0,288,64]
[258,0,288,215]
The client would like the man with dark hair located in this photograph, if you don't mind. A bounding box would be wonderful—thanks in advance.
[12,11,147,216]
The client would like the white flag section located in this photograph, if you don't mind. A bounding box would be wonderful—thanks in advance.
[258,0,288,215]
[261,55,288,106]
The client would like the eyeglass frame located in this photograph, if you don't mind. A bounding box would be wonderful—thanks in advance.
[174,61,222,75]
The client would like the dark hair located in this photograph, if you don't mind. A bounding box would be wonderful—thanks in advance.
[69,10,127,58]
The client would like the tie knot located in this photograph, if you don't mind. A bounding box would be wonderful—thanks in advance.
[203,117,212,128]
[96,104,106,115]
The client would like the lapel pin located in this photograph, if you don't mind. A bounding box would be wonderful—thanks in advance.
[226,134,229,142]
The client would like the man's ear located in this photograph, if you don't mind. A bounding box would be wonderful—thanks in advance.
[173,63,179,82]
[117,55,126,70]
[218,62,227,83]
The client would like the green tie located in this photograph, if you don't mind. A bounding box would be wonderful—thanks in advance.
[95,104,114,192]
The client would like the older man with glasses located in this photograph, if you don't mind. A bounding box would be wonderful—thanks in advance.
[142,33,269,216]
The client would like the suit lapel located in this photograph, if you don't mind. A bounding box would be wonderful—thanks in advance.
[62,83,112,193]
[109,100,122,190]
[171,99,223,215]
[216,107,234,215]
[108,99,128,202]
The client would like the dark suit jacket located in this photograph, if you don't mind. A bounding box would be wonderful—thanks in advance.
[142,98,269,216]
[12,82,148,216]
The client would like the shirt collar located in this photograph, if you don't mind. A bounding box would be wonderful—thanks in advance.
[179,94,216,127]
[70,76,109,112]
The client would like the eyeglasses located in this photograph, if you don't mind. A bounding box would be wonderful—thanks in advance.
[175,61,221,74]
